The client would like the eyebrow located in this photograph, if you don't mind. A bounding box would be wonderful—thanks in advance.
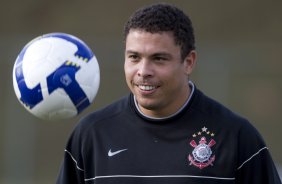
[151,52,171,58]
[125,50,172,58]
[125,50,138,55]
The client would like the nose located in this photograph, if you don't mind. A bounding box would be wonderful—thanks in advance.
[137,60,153,78]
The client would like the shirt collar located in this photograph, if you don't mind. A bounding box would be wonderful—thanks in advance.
[134,81,195,120]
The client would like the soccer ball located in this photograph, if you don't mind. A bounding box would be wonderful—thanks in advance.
[12,33,100,120]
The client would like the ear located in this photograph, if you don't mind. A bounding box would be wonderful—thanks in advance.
[183,50,197,75]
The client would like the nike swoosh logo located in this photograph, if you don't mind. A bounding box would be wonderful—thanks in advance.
[108,149,128,157]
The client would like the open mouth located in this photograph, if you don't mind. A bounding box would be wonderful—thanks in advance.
[137,85,158,91]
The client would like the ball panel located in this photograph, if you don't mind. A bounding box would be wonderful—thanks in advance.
[23,37,77,88]
[75,56,100,102]
[43,33,94,60]
[31,88,77,120]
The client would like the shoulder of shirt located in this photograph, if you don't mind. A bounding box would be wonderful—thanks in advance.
[192,88,251,128]
[192,88,266,148]
[74,95,130,131]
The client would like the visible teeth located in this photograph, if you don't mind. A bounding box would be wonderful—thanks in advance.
[139,85,156,91]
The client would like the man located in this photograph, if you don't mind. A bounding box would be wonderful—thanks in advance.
[57,3,281,184]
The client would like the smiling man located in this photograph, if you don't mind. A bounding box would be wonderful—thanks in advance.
[124,30,196,118]
[57,3,281,184]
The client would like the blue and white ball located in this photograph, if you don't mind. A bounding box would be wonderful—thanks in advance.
[12,33,100,120]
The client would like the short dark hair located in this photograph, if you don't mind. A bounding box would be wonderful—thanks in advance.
[124,3,195,59]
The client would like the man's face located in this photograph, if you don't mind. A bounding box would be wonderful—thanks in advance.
[124,29,196,118]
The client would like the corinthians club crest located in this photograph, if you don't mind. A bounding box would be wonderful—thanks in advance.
[188,127,216,169]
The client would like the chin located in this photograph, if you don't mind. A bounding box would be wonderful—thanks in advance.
[137,98,159,110]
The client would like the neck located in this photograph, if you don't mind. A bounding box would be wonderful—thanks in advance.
[134,81,195,120]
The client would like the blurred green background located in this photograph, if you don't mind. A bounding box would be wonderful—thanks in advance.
[0,0,281,183]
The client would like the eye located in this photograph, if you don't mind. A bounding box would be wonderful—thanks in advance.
[129,54,138,59]
[154,56,166,61]
[127,54,140,62]
[151,53,171,63]
[152,56,169,64]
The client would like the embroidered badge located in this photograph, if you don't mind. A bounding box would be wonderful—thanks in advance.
[188,127,216,169]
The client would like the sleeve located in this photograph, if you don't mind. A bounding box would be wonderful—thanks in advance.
[56,124,86,184]
[235,121,281,184]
